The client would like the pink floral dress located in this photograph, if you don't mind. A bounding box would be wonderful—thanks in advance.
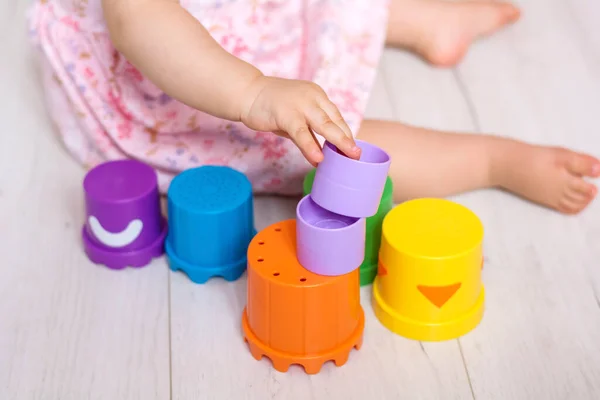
[28,0,389,194]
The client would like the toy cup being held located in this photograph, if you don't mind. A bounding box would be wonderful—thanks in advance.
[296,195,365,276]
[82,159,167,269]
[303,169,394,285]
[310,140,391,218]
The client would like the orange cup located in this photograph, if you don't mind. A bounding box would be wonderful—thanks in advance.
[242,219,364,374]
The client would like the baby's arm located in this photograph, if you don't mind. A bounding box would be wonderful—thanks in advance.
[102,0,360,164]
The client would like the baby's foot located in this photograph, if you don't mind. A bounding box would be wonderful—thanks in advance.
[492,141,600,214]
[389,0,521,67]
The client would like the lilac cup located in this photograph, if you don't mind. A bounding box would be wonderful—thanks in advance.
[296,195,365,276]
[311,140,391,218]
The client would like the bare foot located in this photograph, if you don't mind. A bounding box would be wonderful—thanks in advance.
[358,120,598,214]
[387,0,521,67]
[491,140,600,214]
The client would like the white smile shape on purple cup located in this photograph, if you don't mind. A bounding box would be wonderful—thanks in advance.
[88,216,144,248]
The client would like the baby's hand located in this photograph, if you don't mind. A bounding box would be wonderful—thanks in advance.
[239,76,361,165]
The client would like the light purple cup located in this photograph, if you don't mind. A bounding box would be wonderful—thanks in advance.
[311,140,391,218]
[296,195,366,276]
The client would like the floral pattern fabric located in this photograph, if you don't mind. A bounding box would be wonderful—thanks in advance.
[28,0,389,194]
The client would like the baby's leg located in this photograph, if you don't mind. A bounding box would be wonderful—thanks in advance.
[358,120,599,214]
[386,0,520,66]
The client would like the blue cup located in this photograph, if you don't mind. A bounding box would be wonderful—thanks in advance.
[166,166,256,283]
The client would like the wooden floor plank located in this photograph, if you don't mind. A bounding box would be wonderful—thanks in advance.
[0,4,171,398]
[454,0,600,397]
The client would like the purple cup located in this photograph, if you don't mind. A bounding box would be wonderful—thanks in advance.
[82,159,167,269]
[296,195,365,276]
[311,140,391,218]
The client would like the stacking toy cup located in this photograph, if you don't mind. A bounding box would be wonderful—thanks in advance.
[303,169,393,285]
[373,199,485,341]
[310,140,391,218]
[165,166,255,283]
[243,220,364,374]
[295,195,365,276]
[82,159,167,269]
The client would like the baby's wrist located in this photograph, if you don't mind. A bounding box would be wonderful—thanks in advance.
[237,73,269,124]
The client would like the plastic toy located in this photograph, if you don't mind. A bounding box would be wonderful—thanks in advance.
[165,166,256,284]
[242,220,364,374]
[296,195,366,276]
[310,140,391,218]
[242,140,390,373]
[373,198,485,341]
[82,159,167,269]
[303,169,394,285]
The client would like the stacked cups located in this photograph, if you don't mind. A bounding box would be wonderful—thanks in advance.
[297,140,391,276]
[242,220,364,374]
[242,140,391,374]
[303,170,393,285]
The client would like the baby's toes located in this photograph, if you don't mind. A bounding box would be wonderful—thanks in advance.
[559,180,597,214]
[565,152,600,177]
[558,195,591,215]
[495,2,522,24]
[568,177,598,197]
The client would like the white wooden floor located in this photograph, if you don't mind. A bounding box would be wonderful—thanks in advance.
[2,1,600,399]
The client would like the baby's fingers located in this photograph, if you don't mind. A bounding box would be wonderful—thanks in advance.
[306,107,360,160]
[284,118,323,166]
[318,98,354,140]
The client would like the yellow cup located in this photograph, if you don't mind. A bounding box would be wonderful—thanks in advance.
[373,198,485,341]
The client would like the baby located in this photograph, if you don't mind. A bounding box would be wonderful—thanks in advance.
[29,0,599,214]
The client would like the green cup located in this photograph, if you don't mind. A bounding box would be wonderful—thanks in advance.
[302,168,394,286]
